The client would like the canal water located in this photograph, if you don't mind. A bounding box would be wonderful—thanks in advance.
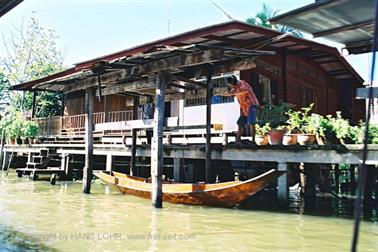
[0,171,377,252]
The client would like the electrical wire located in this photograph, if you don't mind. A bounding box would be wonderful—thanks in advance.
[351,1,378,251]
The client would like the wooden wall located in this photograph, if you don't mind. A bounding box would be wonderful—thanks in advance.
[64,92,133,116]
[240,52,364,123]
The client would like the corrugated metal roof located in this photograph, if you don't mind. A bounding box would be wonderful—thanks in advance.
[0,0,22,18]
[13,20,364,91]
[270,0,374,54]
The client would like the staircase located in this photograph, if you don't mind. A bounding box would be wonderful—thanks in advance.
[16,148,66,182]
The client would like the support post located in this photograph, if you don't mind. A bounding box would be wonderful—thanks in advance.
[151,72,166,208]
[334,164,340,194]
[277,162,288,205]
[363,166,375,217]
[83,87,94,194]
[304,163,317,200]
[2,152,10,171]
[61,153,67,176]
[27,152,32,164]
[205,69,213,182]
[0,129,5,170]
[31,91,37,118]
[106,154,113,172]
[130,96,140,176]
[61,93,65,116]
[173,158,184,182]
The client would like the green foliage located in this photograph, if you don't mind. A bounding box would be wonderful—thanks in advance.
[258,101,294,128]
[285,109,301,133]
[349,122,378,144]
[285,103,317,134]
[5,117,23,140]
[22,120,40,138]
[326,112,351,139]
[1,113,40,140]
[256,123,270,136]
[0,16,65,117]
[246,4,303,38]
[0,70,11,113]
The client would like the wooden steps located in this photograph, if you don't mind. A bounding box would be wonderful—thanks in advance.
[16,148,65,182]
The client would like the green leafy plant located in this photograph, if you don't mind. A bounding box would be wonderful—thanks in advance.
[6,119,21,140]
[326,112,351,140]
[22,121,40,138]
[349,122,378,144]
[285,109,301,133]
[256,123,270,136]
[258,101,294,128]
[285,103,317,134]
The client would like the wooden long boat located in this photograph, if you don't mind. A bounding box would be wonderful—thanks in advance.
[93,169,285,207]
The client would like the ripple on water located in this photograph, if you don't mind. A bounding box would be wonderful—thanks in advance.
[0,171,377,252]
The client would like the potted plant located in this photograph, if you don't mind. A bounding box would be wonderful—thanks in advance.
[0,118,11,145]
[292,104,317,145]
[22,120,40,144]
[258,101,294,146]
[326,112,352,144]
[268,125,286,145]
[283,110,302,145]
[6,121,20,145]
[255,123,270,145]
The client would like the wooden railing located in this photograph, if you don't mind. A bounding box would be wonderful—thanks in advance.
[33,110,137,136]
[33,116,61,136]
[107,110,133,122]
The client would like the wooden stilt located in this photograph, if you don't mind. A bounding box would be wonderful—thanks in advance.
[83,87,94,194]
[363,166,374,217]
[61,93,65,116]
[2,152,10,172]
[0,129,5,170]
[151,72,166,208]
[304,163,317,199]
[31,91,37,118]
[277,162,288,205]
[205,69,213,183]
[173,158,184,182]
[106,154,113,172]
[334,164,340,194]
[350,165,356,194]
[299,162,305,194]
[130,96,139,176]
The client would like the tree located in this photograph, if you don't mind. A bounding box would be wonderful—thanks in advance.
[246,4,303,38]
[1,16,65,117]
[0,69,11,113]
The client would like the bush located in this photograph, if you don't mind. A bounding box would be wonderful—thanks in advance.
[22,121,40,138]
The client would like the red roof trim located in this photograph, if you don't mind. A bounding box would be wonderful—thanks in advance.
[12,67,77,90]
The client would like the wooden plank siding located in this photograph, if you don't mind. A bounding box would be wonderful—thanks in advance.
[239,53,363,123]
[64,93,133,116]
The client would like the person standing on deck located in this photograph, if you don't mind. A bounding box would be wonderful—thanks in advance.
[142,96,155,145]
[226,75,259,144]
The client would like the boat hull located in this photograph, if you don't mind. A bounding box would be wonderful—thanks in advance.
[93,169,284,207]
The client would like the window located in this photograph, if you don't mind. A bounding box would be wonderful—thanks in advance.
[259,75,271,104]
[184,74,236,107]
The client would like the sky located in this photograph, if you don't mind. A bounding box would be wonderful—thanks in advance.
[0,0,370,81]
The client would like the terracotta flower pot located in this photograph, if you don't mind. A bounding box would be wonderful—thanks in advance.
[268,129,284,145]
[297,134,316,145]
[9,138,16,145]
[282,134,297,145]
[255,135,269,146]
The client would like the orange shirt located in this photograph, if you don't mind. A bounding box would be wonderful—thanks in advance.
[229,80,259,116]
